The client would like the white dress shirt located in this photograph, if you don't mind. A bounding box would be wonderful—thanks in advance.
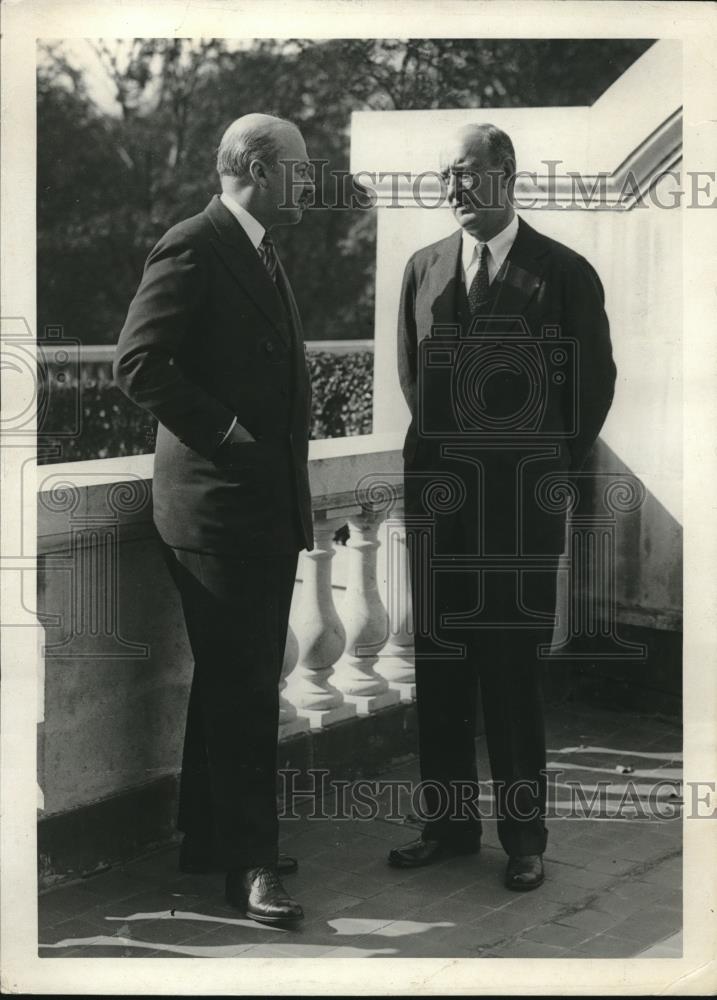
[217,193,268,444]
[461,212,519,289]
[220,191,266,250]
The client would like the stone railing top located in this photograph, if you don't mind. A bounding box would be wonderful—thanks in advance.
[36,431,405,494]
[36,432,406,551]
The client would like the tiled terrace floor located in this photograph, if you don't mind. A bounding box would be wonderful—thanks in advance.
[39,704,682,959]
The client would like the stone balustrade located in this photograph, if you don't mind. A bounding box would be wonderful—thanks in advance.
[282,501,416,733]
[34,435,417,810]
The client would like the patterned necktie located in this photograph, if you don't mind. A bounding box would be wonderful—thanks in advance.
[258,234,278,283]
[467,242,490,313]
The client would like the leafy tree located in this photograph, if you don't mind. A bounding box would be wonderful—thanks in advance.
[38,38,652,348]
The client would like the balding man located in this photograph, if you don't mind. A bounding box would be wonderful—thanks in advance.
[390,124,616,890]
[115,114,314,923]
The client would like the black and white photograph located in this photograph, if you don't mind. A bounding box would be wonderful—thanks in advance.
[1,1,715,995]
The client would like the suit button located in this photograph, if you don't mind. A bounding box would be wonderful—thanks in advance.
[264,341,275,354]
[280,388,288,398]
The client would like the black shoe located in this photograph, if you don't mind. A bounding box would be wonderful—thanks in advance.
[505,854,544,891]
[226,865,304,925]
[178,837,298,876]
[388,836,480,869]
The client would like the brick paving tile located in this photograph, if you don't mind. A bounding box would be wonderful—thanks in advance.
[309,843,397,874]
[41,888,189,943]
[659,888,683,910]
[637,930,683,958]
[58,944,159,958]
[398,863,484,898]
[554,906,626,935]
[410,897,495,925]
[489,938,575,959]
[608,910,682,945]
[472,906,547,938]
[104,913,232,948]
[633,861,683,886]
[285,923,384,950]
[288,858,351,892]
[348,938,467,959]
[143,937,268,958]
[244,942,346,958]
[118,847,181,880]
[592,882,678,920]
[293,888,363,921]
[142,951,195,958]
[534,878,601,907]
[442,883,513,913]
[39,914,107,948]
[62,867,149,902]
[546,863,616,891]
[36,705,682,960]
[586,856,641,876]
[85,887,207,924]
[357,820,419,843]
[38,946,90,958]
[326,869,403,899]
[496,894,568,923]
[330,888,429,921]
[353,858,434,886]
[430,919,507,949]
[168,914,288,947]
[521,921,594,948]
[39,885,111,925]
[571,933,644,958]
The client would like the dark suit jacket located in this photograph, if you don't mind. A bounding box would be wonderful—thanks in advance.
[114,195,314,556]
[397,217,616,555]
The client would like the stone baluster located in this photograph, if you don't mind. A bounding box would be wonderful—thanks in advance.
[278,623,310,739]
[332,508,401,714]
[284,514,356,728]
[375,512,416,701]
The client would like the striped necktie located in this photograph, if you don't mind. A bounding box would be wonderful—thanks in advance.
[258,234,278,283]
[467,243,490,313]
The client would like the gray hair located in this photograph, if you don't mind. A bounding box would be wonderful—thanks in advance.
[216,113,298,179]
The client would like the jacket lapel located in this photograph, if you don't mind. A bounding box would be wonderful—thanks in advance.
[426,230,463,331]
[275,254,303,342]
[204,195,290,344]
[489,217,549,320]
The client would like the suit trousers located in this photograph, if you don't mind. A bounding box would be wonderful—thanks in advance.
[162,544,298,870]
[410,546,559,857]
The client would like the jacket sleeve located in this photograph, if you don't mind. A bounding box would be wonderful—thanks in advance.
[397,256,418,418]
[113,232,236,461]
[562,253,617,472]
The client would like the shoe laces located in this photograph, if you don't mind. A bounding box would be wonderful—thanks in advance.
[249,864,284,893]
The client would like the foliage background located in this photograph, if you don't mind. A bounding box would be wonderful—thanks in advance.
[38,38,653,348]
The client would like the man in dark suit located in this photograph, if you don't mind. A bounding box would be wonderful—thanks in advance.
[114,114,314,924]
[388,123,616,890]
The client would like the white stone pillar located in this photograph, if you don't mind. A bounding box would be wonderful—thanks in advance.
[332,508,401,714]
[278,623,310,739]
[375,512,416,701]
[284,514,356,728]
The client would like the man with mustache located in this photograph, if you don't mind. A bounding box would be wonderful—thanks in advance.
[389,123,616,890]
[115,114,314,924]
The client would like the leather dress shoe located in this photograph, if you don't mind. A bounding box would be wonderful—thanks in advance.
[226,865,304,925]
[179,837,298,876]
[388,836,480,869]
[505,854,545,891]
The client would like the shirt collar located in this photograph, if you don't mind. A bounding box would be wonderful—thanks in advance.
[461,213,519,271]
[219,192,265,250]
